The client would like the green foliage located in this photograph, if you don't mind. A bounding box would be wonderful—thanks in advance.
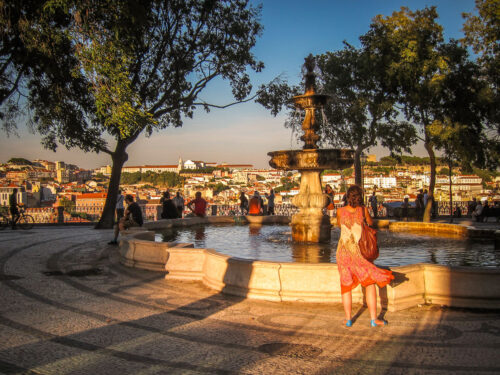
[59,197,75,212]
[180,167,216,174]
[256,175,265,181]
[121,171,181,187]
[371,167,392,175]
[379,155,439,166]
[472,168,497,183]
[7,158,33,165]
[210,183,230,195]
[438,168,453,175]
[341,168,353,177]
[274,180,299,193]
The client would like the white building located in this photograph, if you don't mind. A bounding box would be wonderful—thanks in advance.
[0,185,27,207]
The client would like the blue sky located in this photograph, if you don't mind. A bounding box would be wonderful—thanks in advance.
[0,0,477,169]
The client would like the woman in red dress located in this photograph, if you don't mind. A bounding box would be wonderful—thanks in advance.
[336,185,393,327]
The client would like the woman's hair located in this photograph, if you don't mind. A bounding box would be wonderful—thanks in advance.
[346,185,364,208]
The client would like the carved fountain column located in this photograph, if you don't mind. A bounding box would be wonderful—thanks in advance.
[268,55,354,242]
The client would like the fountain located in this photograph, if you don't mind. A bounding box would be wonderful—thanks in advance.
[268,55,354,242]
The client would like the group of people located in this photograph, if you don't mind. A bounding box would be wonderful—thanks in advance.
[469,198,500,222]
[160,191,186,219]
[109,190,209,244]
[239,189,275,216]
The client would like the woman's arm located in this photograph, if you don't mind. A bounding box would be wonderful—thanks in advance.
[336,208,341,228]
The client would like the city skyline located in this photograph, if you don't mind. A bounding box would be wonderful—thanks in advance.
[0,0,476,169]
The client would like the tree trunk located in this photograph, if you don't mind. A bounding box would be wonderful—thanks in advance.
[423,133,436,223]
[449,158,453,223]
[354,147,362,187]
[95,141,129,229]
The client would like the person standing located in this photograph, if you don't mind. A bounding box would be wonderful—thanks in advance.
[336,185,393,327]
[172,191,185,218]
[325,185,335,216]
[468,198,477,217]
[401,197,409,222]
[9,188,20,230]
[415,189,424,220]
[239,191,249,215]
[109,195,143,245]
[368,191,378,218]
[115,189,125,222]
[265,189,275,215]
[187,192,208,217]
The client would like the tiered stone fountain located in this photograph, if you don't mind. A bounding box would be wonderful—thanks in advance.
[268,55,354,242]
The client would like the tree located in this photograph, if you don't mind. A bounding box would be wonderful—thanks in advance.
[294,46,416,186]
[59,196,75,213]
[22,0,276,229]
[362,7,494,222]
[7,158,32,165]
[0,1,83,132]
[463,0,500,127]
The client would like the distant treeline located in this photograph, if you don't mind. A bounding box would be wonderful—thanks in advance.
[376,156,446,166]
[121,171,182,187]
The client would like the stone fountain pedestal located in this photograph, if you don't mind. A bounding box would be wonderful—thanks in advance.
[291,170,331,242]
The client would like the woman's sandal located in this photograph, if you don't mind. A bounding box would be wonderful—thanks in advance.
[344,319,353,327]
[370,319,387,327]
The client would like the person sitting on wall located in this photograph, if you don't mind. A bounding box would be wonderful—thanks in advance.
[109,194,143,245]
[248,191,263,215]
[161,192,179,219]
[172,191,185,218]
[187,192,208,217]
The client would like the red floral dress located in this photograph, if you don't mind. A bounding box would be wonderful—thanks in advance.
[336,206,394,293]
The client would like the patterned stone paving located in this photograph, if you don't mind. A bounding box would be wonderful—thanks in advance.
[0,226,499,374]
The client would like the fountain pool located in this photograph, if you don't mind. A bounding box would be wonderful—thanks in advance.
[155,224,499,268]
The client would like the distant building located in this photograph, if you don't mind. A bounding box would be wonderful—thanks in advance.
[0,185,27,207]
[122,165,178,174]
[75,192,107,219]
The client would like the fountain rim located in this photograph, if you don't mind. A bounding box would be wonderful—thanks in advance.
[119,217,500,311]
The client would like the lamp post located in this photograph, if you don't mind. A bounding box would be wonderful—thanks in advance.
[361,153,367,204]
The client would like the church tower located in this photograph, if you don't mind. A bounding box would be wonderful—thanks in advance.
[177,156,184,172]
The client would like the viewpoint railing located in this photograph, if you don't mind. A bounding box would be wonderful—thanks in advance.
[0,201,477,224]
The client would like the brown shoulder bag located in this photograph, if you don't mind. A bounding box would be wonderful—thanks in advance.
[359,207,379,262]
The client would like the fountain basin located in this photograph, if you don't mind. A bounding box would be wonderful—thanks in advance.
[118,217,500,311]
[268,149,354,171]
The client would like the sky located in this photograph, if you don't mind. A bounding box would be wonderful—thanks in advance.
[0,0,477,169]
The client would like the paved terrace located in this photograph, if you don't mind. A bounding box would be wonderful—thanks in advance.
[0,225,499,374]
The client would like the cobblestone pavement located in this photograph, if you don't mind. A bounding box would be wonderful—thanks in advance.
[0,226,499,375]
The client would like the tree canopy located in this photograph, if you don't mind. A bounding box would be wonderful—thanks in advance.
[2,0,279,228]
[313,45,416,185]
[361,6,496,221]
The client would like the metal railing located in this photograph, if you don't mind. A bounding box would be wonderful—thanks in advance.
[0,201,479,225]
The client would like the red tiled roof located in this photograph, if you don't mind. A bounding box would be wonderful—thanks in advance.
[78,193,107,199]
